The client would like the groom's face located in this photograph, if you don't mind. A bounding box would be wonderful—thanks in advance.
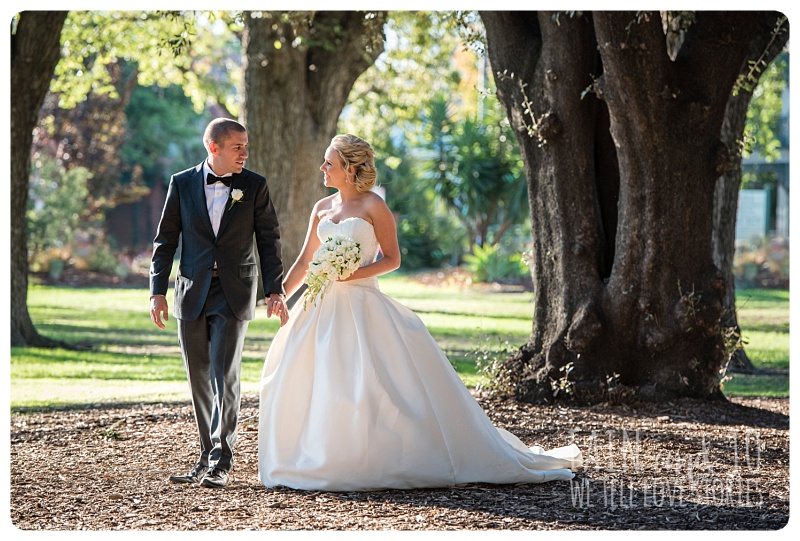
[210,131,249,176]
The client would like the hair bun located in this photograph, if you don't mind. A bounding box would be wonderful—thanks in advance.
[331,134,378,193]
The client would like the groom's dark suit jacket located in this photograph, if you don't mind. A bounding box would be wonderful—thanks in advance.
[149,163,283,320]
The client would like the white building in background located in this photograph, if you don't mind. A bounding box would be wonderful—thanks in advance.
[737,83,789,243]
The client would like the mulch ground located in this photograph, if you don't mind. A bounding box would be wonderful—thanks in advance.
[10,394,789,531]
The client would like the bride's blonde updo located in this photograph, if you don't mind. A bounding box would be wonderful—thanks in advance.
[330,134,377,193]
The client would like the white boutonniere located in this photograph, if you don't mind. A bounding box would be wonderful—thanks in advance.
[228,188,245,210]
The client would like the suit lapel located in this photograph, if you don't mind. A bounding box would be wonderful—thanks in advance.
[188,164,216,238]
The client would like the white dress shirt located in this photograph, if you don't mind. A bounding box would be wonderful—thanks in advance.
[203,161,232,272]
[202,161,231,238]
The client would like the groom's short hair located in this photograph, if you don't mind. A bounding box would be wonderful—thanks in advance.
[204,118,247,151]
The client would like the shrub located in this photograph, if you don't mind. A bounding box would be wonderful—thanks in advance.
[463,243,529,283]
[733,236,789,288]
[26,157,92,270]
[88,243,125,276]
[397,214,467,270]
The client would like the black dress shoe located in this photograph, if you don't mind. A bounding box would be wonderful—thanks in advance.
[199,467,229,488]
[168,463,206,484]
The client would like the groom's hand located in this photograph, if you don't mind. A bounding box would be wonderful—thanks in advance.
[266,294,288,326]
[150,294,169,329]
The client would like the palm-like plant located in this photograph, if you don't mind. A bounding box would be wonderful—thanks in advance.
[417,95,528,248]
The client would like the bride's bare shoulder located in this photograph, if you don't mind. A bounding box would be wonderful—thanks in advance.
[363,191,394,224]
[312,194,339,216]
[363,191,389,210]
[319,193,339,207]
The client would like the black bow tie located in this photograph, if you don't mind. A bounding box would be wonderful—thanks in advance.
[207,174,231,187]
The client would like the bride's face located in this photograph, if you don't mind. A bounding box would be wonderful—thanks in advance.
[320,146,348,188]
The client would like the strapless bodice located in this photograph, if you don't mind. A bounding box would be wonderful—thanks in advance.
[316,216,380,267]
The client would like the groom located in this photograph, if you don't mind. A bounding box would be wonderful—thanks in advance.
[149,118,288,488]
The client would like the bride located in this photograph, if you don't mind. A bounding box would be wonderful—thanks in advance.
[258,134,581,491]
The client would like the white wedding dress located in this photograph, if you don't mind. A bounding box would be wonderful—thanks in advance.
[258,216,582,491]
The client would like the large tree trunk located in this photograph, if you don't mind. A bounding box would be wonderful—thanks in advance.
[10,11,69,347]
[481,11,782,404]
[481,12,612,402]
[713,17,789,374]
[241,11,386,268]
[714,92,757,374]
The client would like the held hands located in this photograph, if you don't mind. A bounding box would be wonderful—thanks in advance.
[150,295,169,329]
[267,294,289,326]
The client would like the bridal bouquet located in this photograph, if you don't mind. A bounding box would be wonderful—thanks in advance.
[303,235,362,309]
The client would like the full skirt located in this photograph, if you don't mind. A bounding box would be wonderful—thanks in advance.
[258,278,581,491]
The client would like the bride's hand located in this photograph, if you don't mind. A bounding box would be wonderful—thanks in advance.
[338,268,361,282]
[266,294,289,326]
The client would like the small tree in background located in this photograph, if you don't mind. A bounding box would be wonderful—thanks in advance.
[26,157,91,274]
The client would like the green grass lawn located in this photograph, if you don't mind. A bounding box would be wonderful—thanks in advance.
[720,288,790,397]
[9,277,789,409]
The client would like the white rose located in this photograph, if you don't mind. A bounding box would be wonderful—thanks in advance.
[231,188,244,201]
[320,262,335,276]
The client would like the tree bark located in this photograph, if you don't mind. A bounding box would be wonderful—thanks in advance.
[713,16,788,374]
[481,11,610,402]
[714,91,757,373]
[11,11,69,347]
[241,11,386,267]
[481,11,782,404]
